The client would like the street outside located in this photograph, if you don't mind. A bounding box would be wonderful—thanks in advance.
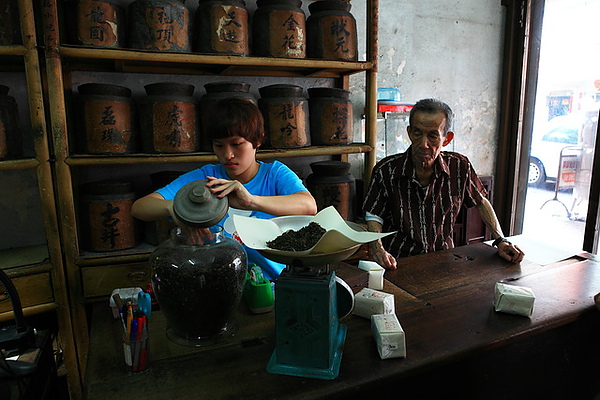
[522,182,586,253]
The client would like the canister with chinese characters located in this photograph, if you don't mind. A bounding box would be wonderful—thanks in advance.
[195,0,249,56]
[258,84,310,149]
[139,82,199,153]
[79,180,139,252]
[77,83,136,154]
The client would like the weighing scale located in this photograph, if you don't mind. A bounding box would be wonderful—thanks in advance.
[257,216,362,380]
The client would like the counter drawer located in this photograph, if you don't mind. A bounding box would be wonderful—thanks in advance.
[81,262,151,299]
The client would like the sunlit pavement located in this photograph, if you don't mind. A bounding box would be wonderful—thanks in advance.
[522,183,586,253]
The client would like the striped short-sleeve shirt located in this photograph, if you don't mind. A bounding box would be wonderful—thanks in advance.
[362,146,487,258]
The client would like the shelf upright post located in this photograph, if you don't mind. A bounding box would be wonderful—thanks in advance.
[41,0,88,395]
[364,0,379,187]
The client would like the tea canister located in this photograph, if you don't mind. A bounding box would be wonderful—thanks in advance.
[308,87,353,145]
[80,180,139,252]
[77,83,137,154]
[150,180,247,346]
[129,0,192,52]
[306,0,357,61]
[73,0,125,48]
[0,85,21,160]
[258,84,310,149]
[199,81,256,151]
[306,160,356,221]
[195,0,249,56]
[139,82,199,153]
[253,0,306,58]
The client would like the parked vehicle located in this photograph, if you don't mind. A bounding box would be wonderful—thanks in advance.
[528,112,596,187]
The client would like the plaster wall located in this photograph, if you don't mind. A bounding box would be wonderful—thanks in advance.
[350,0,506,178]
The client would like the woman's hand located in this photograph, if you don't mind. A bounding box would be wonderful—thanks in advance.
[205,176,254,209]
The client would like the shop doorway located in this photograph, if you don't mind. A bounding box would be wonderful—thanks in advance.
[523,0,600,254]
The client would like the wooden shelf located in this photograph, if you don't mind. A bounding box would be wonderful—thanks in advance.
[0,158,39,170]
[64,144,373,166]
[58,45,373,78]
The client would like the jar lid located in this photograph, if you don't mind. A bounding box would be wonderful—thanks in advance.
[309,0,351,14]
[257,0,302,8]
[145,82,195,96]
[259,84,304,98]
[308,87,350,99]
[204,81,251,93]
[173,180,229,228]
[78,83,132,97]
[310,161,350,176]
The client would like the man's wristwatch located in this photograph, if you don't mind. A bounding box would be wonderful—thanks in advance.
[492,237,511,247]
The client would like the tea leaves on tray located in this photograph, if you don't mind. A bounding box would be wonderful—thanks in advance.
[266,222,326,251]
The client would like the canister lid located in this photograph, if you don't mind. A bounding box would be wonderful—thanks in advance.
[204,81,251,93]
[78,83,132,97]
[310,161,350,176]
[173,180,229,228]
[144,82,195,96]
[259,84,304,98]
[308,87,350,99]
[308,0,351,14]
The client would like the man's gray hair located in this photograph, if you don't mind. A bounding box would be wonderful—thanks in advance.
[409,98,454,135]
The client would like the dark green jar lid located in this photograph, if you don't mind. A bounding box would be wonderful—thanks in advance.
[173,180,229,228]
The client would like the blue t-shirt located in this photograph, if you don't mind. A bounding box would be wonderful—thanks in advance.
[156,160,308,280]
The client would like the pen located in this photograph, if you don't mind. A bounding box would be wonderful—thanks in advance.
[132,318,142,372]
[139,316,148,371]
[126,302,133,339]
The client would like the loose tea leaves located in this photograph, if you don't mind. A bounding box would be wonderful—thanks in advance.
[267,222,326,251]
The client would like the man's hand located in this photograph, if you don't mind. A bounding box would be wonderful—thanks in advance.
[497,240,524,263]
[370,241,398,269]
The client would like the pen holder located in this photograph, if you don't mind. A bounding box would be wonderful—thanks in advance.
[123,328,149,372]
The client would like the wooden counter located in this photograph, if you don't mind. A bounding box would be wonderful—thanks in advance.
[84,243,600,399]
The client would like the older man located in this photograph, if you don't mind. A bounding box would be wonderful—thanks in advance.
[363,98,524,269]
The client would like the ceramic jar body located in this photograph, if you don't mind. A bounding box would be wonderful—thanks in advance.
[308,87,353,145]
[253,0,306,58]
[258,84,310,149]
[79,180,139,252]
[139,82,199,153]
[77,83,137,154]
[306,161,356,221]
[129,0,192,52]
[195,0,249,56]
[73,0,126,48]
[150,227,247,346]
[307,0,357,61]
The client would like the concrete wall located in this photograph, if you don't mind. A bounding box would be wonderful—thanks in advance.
[350,0,506,177]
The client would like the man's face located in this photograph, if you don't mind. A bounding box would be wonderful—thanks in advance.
[407,111,454,169]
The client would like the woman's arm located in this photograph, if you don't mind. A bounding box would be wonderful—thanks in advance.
[131,192,174,222]
[207,177,317,216]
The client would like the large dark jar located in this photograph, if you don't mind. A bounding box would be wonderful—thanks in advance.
[150,226,247,346]
[0,85,21,160]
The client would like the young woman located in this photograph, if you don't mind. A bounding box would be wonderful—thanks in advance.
[132,97,317,280]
